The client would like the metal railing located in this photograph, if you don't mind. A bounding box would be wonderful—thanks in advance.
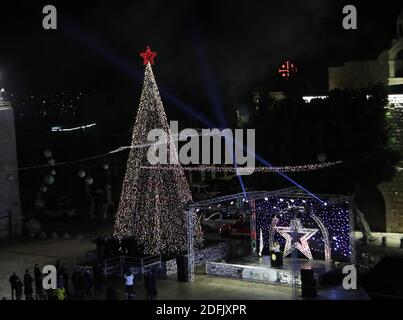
[103,255,161,277]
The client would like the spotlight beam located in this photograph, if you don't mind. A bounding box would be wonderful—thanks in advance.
[61,21,322,202]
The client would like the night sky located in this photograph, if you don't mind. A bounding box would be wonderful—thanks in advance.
[0,0,402,118]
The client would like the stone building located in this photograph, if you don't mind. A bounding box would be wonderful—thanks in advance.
[329,9,403,92]
[329,9,403,232]
[0,101,22,237]
[379,95,403,232]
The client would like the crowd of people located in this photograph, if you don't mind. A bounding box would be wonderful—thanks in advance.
[7,258,158,300]
[8,260,71,300]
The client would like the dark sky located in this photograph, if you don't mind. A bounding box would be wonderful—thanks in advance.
[0,0,402,114]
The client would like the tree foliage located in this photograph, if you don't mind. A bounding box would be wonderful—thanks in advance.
[247,84,400,193]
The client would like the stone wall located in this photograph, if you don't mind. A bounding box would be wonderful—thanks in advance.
[161,241,233,276]
[0,103,22,238]
[380,173,403,232]
[379,103,403,232]
[329,59,387,91]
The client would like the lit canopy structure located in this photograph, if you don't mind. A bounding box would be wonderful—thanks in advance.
[185,187,355,281]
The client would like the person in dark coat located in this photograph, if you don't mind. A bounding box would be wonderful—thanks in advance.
[15,278,23,300]
[55,259,61,273]
[94,237,102,260]
[24,270,34,300]
[105,285,118,300]
[144,270,157,300]
[57,274,65,291]
[46,288,56,300]
[34,265,44,300]
[60,267,69,294]
[71,269,80,297]
[83,269,93,297]
[104,237,112,258]
[9,272,18,300]
[77,270,85,299]
[93,264,104,295]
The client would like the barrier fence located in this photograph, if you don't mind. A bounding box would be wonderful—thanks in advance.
[74,254,161,278]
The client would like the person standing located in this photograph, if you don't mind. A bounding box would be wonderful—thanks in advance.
[93,264,104,295]
[61,268,70,294]
[94,237,104,260]
[55,259,61,273]
[105,285,118,300]
[77,270,85,299]
[34,265,44,300]
[83,269,93,297]
[57,274,65,291]
[15,278,23,300]
[9,272,18,300]
[24,270,34,300]
[71,268,79,297]
[123,271,135,300]
[144,270,157,300]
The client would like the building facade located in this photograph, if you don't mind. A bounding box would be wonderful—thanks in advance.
[329,9,403,232]
[329,9,403,92]
[379,96,403,232]
[0,101,22,237]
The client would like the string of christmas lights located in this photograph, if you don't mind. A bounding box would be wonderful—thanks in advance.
[1,133,343,173]
[140,161,342,173]
[113,56,203,255]
[0,131,215,172]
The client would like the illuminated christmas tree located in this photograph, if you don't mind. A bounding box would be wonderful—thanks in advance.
[113,46,203,254]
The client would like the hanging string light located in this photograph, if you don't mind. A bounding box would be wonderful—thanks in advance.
[1,132,343,174]
[140,161,342,173]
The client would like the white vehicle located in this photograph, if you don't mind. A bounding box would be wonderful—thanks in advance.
[201,212,243,232]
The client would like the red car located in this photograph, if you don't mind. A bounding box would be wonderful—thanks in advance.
[219,217,250,238]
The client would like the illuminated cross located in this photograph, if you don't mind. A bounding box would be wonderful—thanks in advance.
[278,61,297,80]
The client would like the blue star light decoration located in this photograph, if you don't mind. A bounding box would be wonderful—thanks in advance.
[275,218,319,260]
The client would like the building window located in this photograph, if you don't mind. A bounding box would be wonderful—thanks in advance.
[396,50,403,77]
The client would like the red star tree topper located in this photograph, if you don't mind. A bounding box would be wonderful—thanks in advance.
[140,46,157,65]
